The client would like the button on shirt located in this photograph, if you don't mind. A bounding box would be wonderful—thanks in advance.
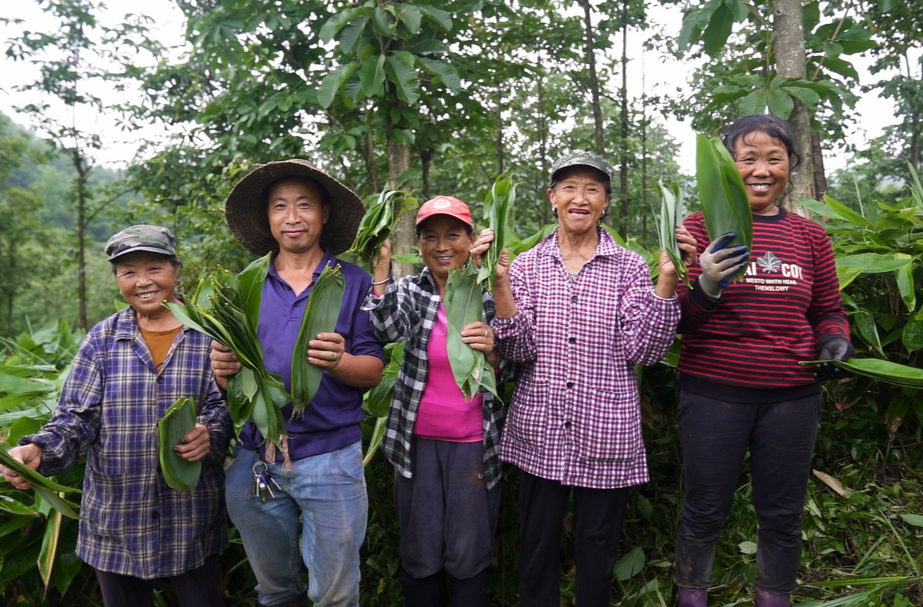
[493,228,680,489]
[239,251,384,461]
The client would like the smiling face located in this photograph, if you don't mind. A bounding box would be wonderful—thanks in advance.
[733,131,790,216]
[416,215,475,287]
[266,177,330,256]
[114,252,179,317]
[548,167,611,236]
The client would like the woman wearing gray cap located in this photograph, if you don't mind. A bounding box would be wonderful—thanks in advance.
[488,151,691,606]
[0,225,231,607]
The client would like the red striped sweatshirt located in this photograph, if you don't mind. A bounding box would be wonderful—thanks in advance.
[677,209,849,402]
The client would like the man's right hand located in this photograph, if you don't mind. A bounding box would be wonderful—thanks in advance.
[210,341,241,389]
[0,444,43,490]
[698,232,749,299]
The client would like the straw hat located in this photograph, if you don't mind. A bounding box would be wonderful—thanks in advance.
[225,159,364,256]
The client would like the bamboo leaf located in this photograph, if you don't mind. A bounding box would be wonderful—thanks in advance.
[477,177,516,291]
[237,254,272,330]
[37,508,62,592]
[362,416,387,466]
[291,265,346,412]
[157,397,201,492]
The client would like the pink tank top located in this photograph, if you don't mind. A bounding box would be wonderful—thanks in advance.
[413,304,483,442]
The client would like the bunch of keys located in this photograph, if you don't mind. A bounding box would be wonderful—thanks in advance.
[250,460,282,503]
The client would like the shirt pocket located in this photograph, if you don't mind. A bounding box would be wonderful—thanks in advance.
[506,380,554,450]
[83,470,152,540]
[571,387,641,463]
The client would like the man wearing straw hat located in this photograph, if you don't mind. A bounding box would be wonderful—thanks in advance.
[211,160,384,607]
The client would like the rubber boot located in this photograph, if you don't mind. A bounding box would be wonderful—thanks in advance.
[448,569,488,607]
[676,587,708,607]
[399,567,449,607]
[755,587,791,607]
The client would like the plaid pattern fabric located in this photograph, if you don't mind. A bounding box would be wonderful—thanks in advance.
[493,228,680,489]
[23,307,232,579]
[363,268,505,489]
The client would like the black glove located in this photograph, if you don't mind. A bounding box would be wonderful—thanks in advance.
[697,232,750,299]
[814,337,856,381]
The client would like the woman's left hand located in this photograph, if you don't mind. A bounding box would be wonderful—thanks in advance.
[174,423,211,462]
[469,229,494,268]
[676,224,697,267]
[461,322,498,367]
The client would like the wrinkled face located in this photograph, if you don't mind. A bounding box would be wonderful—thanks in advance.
[548,167,611,235]
[266,177,330,255]
[733,131,790,216]
[416,215,475,283]
[114,252,178,315]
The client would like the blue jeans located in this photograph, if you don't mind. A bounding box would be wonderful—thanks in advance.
[673,391,821,594]
[226,442,368,607]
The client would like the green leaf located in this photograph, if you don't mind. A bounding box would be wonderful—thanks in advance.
[901,318,923,352]
[768,89,794,118]
[237,254,272,331]
[372,7,394,35]
[416,57,461,93]
[823,41,844,59]
[362,416,387,466]
[702,3,734,57]
[821,57,859,80]
[894,257,916,312]
[900,513,923,527]
[853,312,883,355]
[0,372,51,396]
[385,55,420,105]
[823,194,871,226]
[360,54,387,97]
[0,495,38,516]
[614,546,645,581]
[739,89,768,116]
[319,7,369,42]
[317,63,360,109]
[782,85,821,108]
[37,508,62,590]
[291,265,346,412]
[157,397,201,492]
[417,5,452,31]
[395,4,422,34]
[339,15,370,56]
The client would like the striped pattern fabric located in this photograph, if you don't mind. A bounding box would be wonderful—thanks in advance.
[677,209,849,389]
[23,307,232,579]
[363,268,505,489]
[493,228,680,489]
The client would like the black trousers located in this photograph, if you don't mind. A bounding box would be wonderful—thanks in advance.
[673,391,821,594]
[95,553,224,607]
[518,469,630,607]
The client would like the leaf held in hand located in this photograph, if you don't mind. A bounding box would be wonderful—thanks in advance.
[157,397,201,493]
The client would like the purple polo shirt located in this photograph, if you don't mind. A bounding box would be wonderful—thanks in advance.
[239,250,384,460]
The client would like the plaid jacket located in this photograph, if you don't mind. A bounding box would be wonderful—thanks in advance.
[362,268,505,489]
[493,228,680,489]
[23,307,232,579]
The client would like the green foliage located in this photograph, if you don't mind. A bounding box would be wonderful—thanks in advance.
[157,397,201,493]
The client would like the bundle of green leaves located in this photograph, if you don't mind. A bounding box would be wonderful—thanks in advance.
[166,254,288,447]
[444,264,498,400]
[157,397,201,492]
[696,134,753,280]
[656,181,688,285]
[0,448,81,519]
[349,189,419,264]
[477,178,516,291]
[291,265,345,412]
[802,358,923,388]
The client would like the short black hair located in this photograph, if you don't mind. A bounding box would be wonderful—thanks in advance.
[721,114,801,170]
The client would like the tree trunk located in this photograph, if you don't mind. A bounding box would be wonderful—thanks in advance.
[74,149,89,331]
[811,131,827,201]
[618,2,629,236]
[641,94,648,244]
[538,73,550,226]
[580,0,605,157]
[363,131,380,193]
[496,88,504,176]
[420,148,432,201]
[773,0,814,211]
[389,139,414,279]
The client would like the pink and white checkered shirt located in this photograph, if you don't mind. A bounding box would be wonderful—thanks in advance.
[493,228,680,489]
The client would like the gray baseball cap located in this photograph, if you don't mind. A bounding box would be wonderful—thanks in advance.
[105,225,177,261]
[550,150,614,183]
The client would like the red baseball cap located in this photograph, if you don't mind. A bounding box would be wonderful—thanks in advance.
[415,196,473,228]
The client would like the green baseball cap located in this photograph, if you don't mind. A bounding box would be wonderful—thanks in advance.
[105,225,178,261]
[550,150,614,183]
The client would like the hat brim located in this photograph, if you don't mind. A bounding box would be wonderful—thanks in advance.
[108,246,177,262]
[225,159,364,256]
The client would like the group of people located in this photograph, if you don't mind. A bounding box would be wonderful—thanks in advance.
[0,114,853,607]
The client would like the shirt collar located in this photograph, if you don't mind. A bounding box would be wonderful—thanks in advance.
[112,306,192,341]
[539,226,619,259]
[267,249,336,281]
